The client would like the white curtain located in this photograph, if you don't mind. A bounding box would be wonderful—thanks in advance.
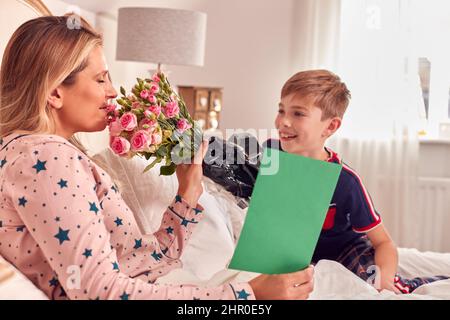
[292,0,425,249]
[290,0,342,71]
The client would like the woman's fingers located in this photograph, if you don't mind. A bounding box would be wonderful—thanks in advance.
[286,266,315,299]
[289,266,314,286]
[290,277,314,299]
[249,266,315,300]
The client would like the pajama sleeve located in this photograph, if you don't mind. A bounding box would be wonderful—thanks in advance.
[97,166,204,269]
[4,141,254,300]
[346,174,382,233]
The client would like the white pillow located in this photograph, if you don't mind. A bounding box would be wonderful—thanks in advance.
[94,148,244,280]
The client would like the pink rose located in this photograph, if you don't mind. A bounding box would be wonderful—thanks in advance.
[143,110,153,118]
[151,131,163,145]
[130,130,151,152]
[164,100,180,118]
[149,83,159,94]
[148,95,157,104]
[152,74,161,83]
[148,105,161,117]
[139,118,157,133]
[110,136,130,156]
[140,90,150,100]
[131,101,142,109]
[109,120,122,136]
[119,112,138,131]
[176,119,192,133]
[106,104,117,113]
[140,90,157,104]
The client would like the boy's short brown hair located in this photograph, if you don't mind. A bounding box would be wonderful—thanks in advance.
[281,70,351,119]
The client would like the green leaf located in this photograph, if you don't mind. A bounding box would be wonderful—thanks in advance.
[143,157,162,173]
[156,145,168,157]
[131,108,143,116]
[159,162,177,176]
[120,86,126,96]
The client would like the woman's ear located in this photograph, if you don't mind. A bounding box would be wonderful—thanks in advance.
[47,87,64,110]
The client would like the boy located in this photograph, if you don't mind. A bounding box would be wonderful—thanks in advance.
[266,70,447,293]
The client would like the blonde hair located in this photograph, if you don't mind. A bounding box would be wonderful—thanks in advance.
[0,14,102,137]
[281,69,351,120]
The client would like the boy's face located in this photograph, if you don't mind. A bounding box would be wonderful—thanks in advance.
[275,93,338,155]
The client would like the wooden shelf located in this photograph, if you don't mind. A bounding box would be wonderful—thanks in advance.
[178,86,223,130]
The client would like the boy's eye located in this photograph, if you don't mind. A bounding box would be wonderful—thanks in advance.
[294,112,305,117]
[278,109,284,114]
[97,79,106,83]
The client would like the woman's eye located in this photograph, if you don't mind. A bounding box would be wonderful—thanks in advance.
[97,80,106,83]
[278,109,284,115]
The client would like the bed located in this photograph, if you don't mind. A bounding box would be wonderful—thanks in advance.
[2,148,449,300]
[0,0,448,300]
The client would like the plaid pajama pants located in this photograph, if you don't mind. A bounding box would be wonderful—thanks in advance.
[335,236,449,294]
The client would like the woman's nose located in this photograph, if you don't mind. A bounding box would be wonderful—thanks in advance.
[106,83,118,99]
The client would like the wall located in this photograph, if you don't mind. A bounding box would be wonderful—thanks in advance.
[1,1,45,65]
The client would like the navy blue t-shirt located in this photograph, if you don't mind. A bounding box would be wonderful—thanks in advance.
[264,139,382,262]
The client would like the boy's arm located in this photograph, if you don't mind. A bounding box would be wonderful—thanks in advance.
[366,225,401,293]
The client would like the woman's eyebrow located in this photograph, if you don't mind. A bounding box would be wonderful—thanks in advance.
[95,70,109,77]
[95,70,113,82]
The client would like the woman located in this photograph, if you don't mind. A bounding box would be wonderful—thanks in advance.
[0,15,314,300]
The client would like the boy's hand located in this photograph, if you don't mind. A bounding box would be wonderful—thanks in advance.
[378,278,401,294]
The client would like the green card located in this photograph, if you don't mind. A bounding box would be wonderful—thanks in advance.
[228,148,342,274]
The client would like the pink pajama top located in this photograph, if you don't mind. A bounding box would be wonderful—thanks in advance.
[0,133,254,300]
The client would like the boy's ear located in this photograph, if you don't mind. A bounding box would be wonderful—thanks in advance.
[322,117,342,138]
[47,87,64,110]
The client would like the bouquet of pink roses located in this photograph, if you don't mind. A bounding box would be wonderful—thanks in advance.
[107,72,203,176]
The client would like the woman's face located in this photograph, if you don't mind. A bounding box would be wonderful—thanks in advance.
[50,46,117,138]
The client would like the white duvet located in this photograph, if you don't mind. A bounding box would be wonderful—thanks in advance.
[156,178,450,300]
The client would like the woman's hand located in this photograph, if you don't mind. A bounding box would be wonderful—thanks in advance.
[249,266,314,300]
[176,140,209,208]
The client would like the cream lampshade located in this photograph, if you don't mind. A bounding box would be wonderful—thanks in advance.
[116,7,207,70]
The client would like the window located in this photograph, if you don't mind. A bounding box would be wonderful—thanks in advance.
[411,0,450,138]
[418,57,430,119]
